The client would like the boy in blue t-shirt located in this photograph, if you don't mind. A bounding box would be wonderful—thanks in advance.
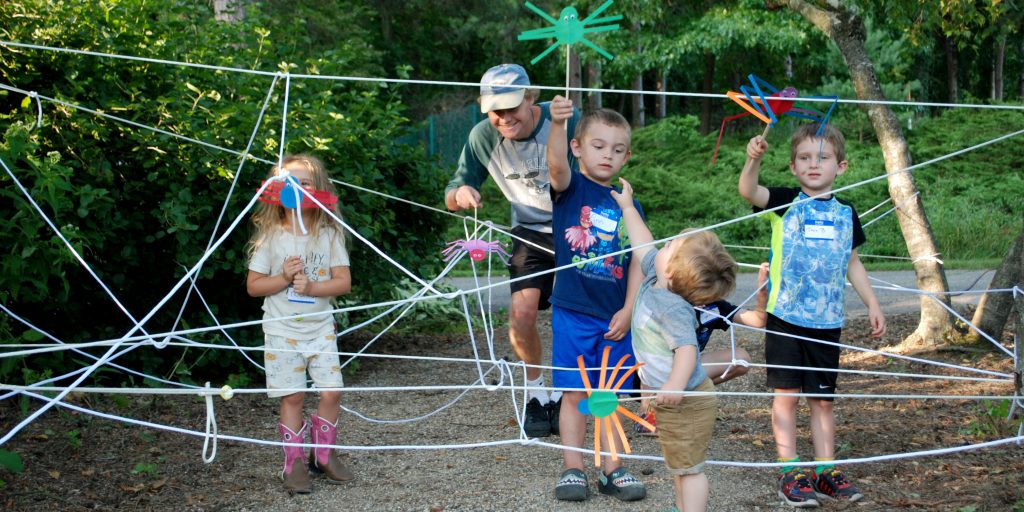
[545,97,645,503]
[739,123,886,508]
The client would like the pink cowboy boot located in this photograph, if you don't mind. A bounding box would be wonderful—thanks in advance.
[279,421,311,494]
[308,413,354,483]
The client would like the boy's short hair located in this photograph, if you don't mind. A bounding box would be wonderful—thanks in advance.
[574,108,631,144]
[790,123,846,163]
[666,230,738,306]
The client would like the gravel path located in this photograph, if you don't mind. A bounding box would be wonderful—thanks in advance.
[4,302,1020,511]
[3,270,1010,511]
[217,270,999,511]
[228,307,898,511]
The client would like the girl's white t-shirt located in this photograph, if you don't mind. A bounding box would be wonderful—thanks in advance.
[248,227,349,338]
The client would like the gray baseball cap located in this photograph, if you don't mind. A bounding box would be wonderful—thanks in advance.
[479,64,530,113]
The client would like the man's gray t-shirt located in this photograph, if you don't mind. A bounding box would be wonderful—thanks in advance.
[445,102,579,233]
[631,249,709,391]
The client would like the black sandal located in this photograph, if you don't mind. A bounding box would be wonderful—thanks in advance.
[555,468,589,501]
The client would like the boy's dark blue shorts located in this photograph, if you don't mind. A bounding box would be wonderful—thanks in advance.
[764,314,842,401]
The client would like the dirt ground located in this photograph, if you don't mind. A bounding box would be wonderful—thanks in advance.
[1,311,1022,511]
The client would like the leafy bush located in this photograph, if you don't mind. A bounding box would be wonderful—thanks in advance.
[0,1,449,382]
[623,107,1020,266]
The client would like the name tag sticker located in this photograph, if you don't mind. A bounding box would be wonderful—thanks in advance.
[590,212,617,233]
[804,220,836,240]
[697,305,719,324]
[287,286,316,304]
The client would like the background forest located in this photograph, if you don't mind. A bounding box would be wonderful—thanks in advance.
[1,0,1022,384]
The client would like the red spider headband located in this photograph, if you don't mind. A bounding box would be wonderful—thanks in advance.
[257,180,338,210]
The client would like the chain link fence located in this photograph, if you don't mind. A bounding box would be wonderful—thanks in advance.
[397,104,481,167]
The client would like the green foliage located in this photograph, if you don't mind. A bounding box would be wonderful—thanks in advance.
[904,108,1022,260]
[344,358,360,377]
[1,1,1021,387]
[0,450,24,474]
[958,399,1016,439]
[623,107,1020,266]
[0,1,449,384]
[626,114,772,264]
[65,429,83,448]
[385,278,466,334]
[223,372,252,390]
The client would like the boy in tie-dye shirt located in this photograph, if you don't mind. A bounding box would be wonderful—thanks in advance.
[739,123,886,508]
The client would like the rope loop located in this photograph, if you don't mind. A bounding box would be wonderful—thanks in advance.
[202,382,219,463]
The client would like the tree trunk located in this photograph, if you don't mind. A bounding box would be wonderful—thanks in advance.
[969,217,1023,342]
[212,0,246,22]
[586,60,602,110]
[778,0,953,347]
[378,3,393,45]
[700,52,715,135]
[569,50,582,106]
[631,21,644,128]
[940,33,959,103]
[1020,36,1024,99]
[993,33,1006,102]
[1016,289,1024,398]
[631,72,645,127]
[655,71,667,119]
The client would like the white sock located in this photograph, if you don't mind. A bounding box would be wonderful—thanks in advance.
[549,390,562,403]
[526,376,549,404]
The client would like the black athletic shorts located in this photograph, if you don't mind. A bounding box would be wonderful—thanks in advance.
[506,226,555,311]
[764,314,842,401]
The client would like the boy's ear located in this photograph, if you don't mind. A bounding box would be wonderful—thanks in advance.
[622,150,632,166]
[570,138,583,157]
[836,159,849,175]
[789,160,797,176]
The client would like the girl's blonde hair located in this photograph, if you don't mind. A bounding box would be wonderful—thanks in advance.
[246,154,343,258]
[666,229,737,306]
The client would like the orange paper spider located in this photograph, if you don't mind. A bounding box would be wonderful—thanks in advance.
[576,346,655,467]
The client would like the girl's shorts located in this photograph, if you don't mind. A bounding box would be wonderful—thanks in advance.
[264,332,343,398]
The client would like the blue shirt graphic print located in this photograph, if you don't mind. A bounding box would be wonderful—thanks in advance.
[550,170,640,319]
[760,187,864,329]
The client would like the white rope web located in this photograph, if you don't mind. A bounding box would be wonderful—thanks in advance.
[0,41,1022,471]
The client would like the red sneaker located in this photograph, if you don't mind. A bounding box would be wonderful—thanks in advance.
[778,470,820,508]
[633,409,656,436]
[814,467,864,502]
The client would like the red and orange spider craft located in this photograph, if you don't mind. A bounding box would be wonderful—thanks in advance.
[576,345,655,467]
[257,178,338,210]
[710,73,839,168]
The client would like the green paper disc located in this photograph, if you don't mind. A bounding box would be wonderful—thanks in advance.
[588,390,618,418]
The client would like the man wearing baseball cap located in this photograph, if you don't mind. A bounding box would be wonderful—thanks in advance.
[445,64,580,438]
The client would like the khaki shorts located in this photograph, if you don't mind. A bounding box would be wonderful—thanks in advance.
[653,378,718,475]
[264,333,343,398]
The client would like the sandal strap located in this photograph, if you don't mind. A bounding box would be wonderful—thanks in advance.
[557,468,587,487]
[604,468,641,486]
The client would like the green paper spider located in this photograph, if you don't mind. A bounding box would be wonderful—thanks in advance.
[517,0,622,65]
